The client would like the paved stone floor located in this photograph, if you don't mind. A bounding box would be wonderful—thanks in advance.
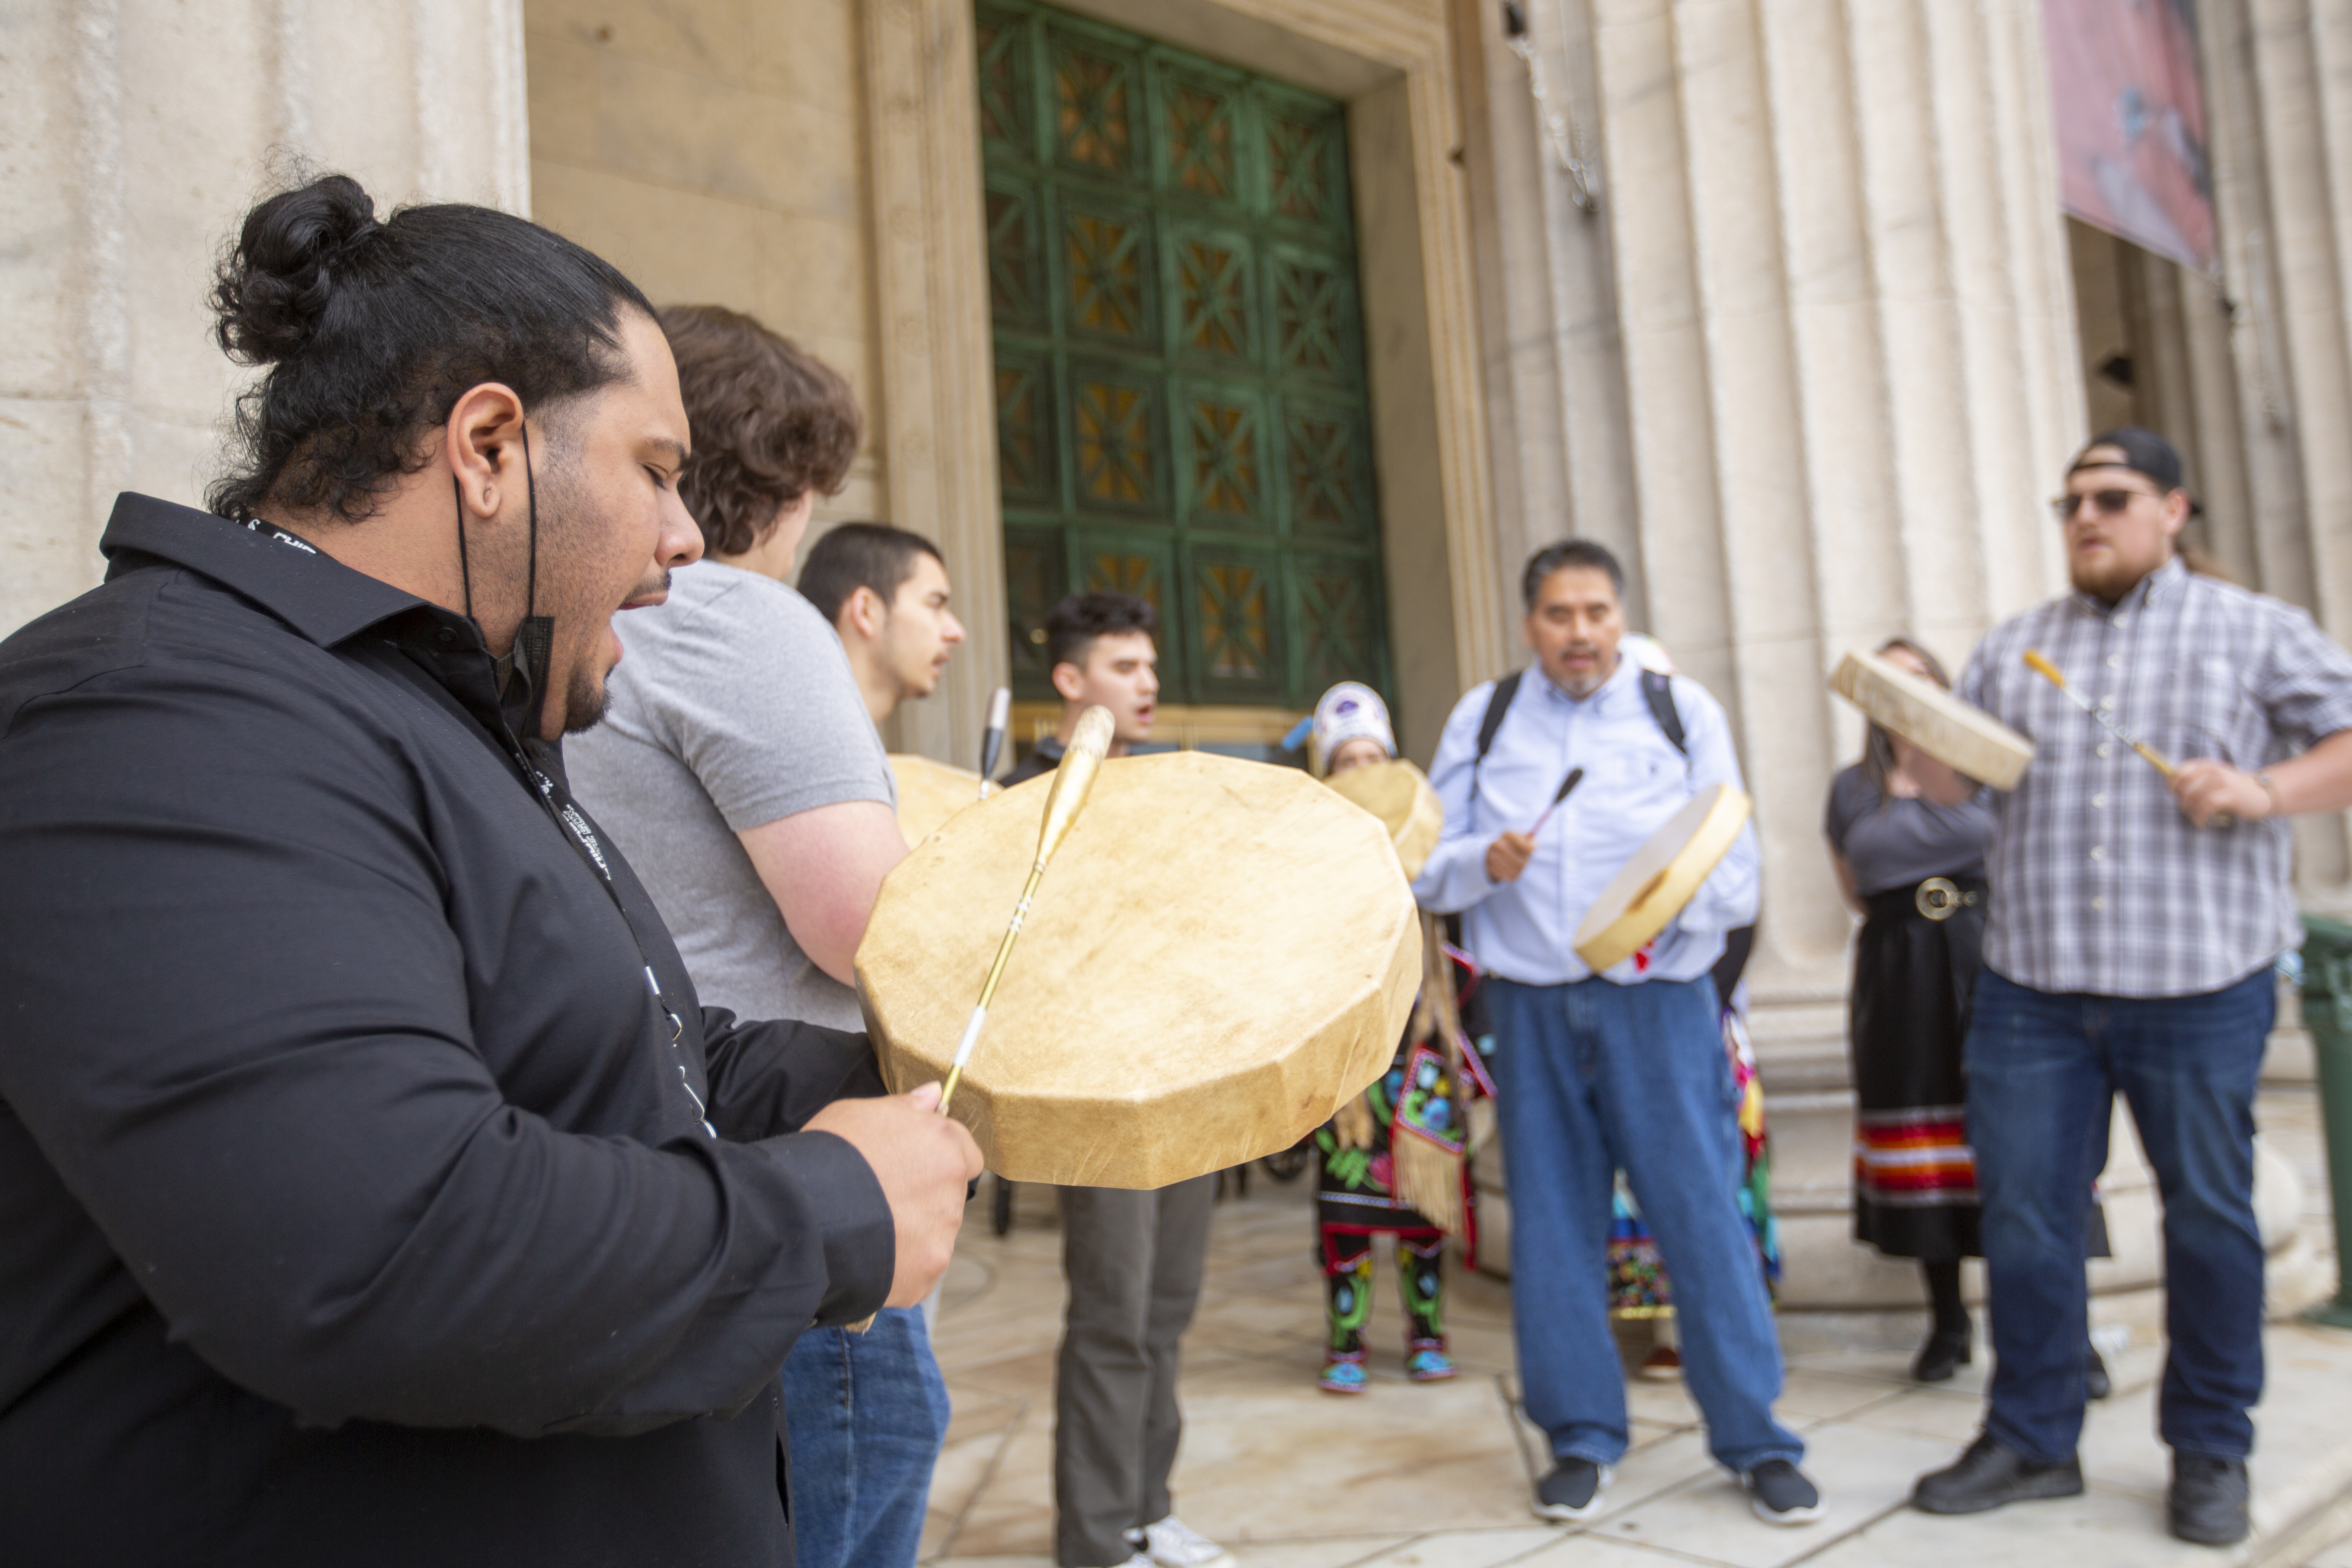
[922,1086,2352,1568]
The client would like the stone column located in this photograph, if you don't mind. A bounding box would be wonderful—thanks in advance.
[2190,0,2352,902]
[0,0,530,641]
[1466,0,2082,1060]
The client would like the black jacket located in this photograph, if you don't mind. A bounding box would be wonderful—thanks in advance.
[1002,732,1065,788]
[0,495,895,1566]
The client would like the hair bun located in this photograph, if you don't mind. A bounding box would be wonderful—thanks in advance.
[211,173,381,364]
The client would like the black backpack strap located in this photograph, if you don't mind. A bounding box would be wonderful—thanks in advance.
[1639,667,1687,757]
[1476,670,1522,763]
[1469,670,1522,806]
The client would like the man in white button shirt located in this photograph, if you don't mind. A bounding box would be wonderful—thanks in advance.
[1913,429,2352,1545]
[1414,541,1822,1527]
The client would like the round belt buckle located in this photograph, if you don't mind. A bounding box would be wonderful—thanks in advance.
[1916,877,1965,921]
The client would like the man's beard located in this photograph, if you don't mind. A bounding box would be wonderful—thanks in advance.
[2068,549,2153,604]
[1556,647,1609,697]
[563,661,613,735]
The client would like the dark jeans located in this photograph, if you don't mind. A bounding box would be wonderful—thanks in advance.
[1486,974,1801,1473]
[1967,967,2272,1464]
[1054,1178,1214,1568]
[780,1306,952,1568]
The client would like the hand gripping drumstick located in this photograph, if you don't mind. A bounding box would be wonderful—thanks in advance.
[977,687,1011,798]
[2023,648,2233,827]
[937,704,1115,1115]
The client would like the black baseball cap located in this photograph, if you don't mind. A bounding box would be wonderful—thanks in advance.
[2068,425,2202,512]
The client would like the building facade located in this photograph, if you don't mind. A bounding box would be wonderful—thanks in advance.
[9,0,2352,1109]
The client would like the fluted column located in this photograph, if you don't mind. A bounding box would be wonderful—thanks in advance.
[1473,0,2081,1050]
[0,0,530,641]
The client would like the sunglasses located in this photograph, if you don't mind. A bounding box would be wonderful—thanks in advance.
[2049,487,2161,522]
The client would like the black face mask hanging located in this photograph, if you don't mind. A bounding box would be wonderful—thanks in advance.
[453,423,558,741]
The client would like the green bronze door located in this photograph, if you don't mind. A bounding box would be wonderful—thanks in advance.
[978,0,1391,719]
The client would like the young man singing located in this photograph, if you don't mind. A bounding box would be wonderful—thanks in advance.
[1003,593,1225,1568]
[798,522,967,730]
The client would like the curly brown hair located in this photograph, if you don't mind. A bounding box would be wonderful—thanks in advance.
[656,304,861,556]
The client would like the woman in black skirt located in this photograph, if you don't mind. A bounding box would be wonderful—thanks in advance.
[1824,640,2111,1392]
[1824,639,1988,1380]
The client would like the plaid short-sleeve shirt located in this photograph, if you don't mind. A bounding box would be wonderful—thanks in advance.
[1959,556,2352,998]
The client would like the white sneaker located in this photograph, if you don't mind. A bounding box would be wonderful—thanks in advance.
[1130,1514,1235,1568]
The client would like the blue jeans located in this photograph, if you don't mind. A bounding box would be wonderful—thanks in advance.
[1487,975,1801,1472]
[1967,967,2271,1464]
[781,1306,953,1568]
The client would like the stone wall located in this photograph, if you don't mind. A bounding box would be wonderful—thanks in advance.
[0,0,529,640]
[521,0,886,526]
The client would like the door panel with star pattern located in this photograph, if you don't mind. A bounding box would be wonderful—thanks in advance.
[980,0,1389,710]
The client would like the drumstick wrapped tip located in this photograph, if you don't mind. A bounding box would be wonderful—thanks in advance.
[938,705,1116,1115]
[2022,648,2064,686]
[1035,705,1114,866]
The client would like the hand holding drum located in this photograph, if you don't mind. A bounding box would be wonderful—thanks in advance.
[1829,648,2035,790]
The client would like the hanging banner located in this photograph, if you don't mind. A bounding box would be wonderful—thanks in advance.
[2042,0,2215,270]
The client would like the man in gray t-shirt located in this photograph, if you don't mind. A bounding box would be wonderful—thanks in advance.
[568,559,892,1031]
[567,306,948,1568]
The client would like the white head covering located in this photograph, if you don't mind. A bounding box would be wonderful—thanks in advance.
[1308,682,1395,776]
[1621,632,1677,676]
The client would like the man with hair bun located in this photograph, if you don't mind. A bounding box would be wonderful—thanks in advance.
[566,306,955,1568]
[0,176,980,1567]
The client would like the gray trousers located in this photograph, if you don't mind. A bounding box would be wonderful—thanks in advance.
[1053,1177,1215,1567]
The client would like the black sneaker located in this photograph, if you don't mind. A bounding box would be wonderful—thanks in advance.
[1742,1459,1825,1526]
[1912,1432,2084,1515]
[1532,1457,1610,1522]
[2169,1454,2250,1546]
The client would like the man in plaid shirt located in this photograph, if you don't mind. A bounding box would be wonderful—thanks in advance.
[1908,428,2352,1546]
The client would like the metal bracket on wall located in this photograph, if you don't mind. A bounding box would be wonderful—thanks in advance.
[1501,0,1599,213]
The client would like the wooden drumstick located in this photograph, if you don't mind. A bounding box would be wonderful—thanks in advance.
[2023,648,2232,827]
[938,704,1115,1115]
[2022,648,2175,777]
[1527,766,1586,837]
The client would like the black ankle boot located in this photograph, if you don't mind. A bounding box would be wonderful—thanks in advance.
[2169,1454,2250,1545]
[1912,1327,1972,1383]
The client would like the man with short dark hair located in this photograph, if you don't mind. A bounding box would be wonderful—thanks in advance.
[564,307,953,1568]
[1911,428,2352,1546]
[0,176,979,1567]
[1002,591,1160,786]
[1000,593,1221,1568]
[799,522,967,727]
[1414,540,1822,1527]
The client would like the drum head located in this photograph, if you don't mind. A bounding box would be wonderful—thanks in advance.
[1830,649,2033,790]
[1572,782,1751,971]
[1323,758,1443,881]
[888,753,986,846]
[857,752,1420,1188]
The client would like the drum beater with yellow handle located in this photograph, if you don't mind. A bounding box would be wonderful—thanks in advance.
[938,703,1115,1115]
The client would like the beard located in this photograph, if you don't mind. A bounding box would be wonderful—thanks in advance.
[2068,546,2157,604]
[562,660,613,735]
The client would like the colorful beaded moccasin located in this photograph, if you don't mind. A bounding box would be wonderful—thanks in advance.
[1318,1353,1369,1394]
[1406,1346,1457,1383]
